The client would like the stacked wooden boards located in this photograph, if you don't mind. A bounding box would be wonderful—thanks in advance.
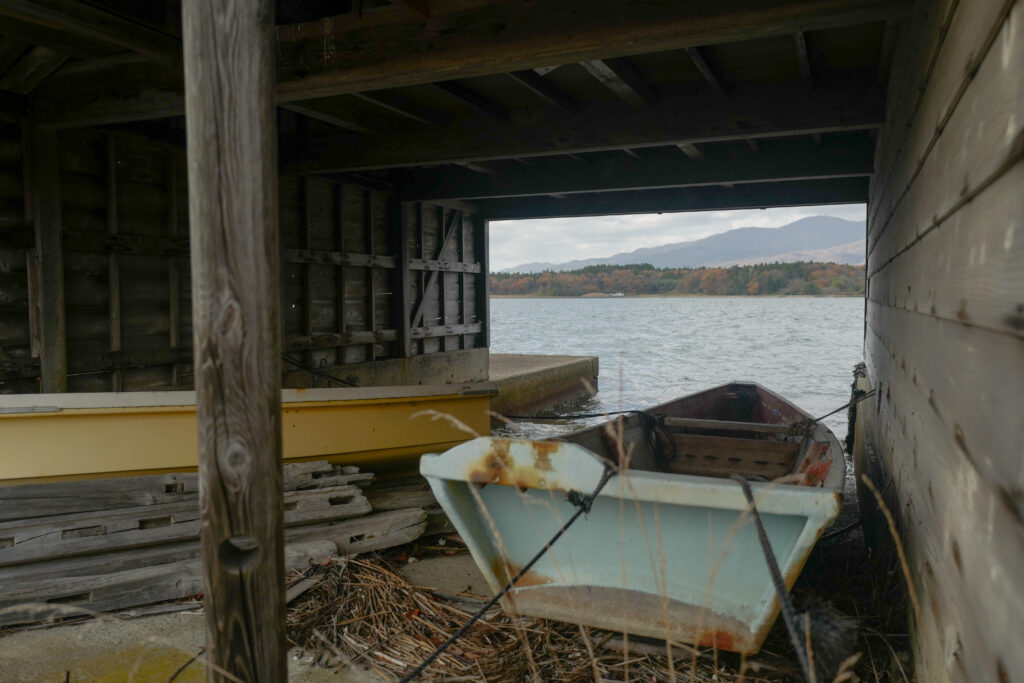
[0,461,430,626]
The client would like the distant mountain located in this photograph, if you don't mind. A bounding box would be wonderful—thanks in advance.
[726,239,865,267]
[501,216,865,273]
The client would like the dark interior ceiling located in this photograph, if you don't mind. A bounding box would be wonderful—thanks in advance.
[0,0,910,219]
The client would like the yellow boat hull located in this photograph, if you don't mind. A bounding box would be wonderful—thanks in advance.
[0,384,495,484]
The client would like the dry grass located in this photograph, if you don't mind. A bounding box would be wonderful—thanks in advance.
[287,553,797,682]
[285,522,912,683]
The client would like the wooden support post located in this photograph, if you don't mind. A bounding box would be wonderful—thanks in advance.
[106,135,122,391]
[181,1,285,680]
[167,152,182,386]
[475,215,489,350]
[302,177,315,377]
[23,123,66,393]
[437,206,446,352]
[458,212,467,349]
[396,194,412,357]
[417,202,426,354]
[365,190,376,361]
[335,182,347,365]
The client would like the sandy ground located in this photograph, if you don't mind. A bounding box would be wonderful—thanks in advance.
[0,554,488,683]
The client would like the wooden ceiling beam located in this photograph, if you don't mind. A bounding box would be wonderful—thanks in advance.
[454,161,496,175]
[507,70,576,113]
[400,134,875,200]
[794,32,814,87]
[280,100,390,138]
[433,80,509,122]
[676,142,705,161]
[475,177,868,220]
[0,0,180,61]
[686,46,728,97]
[581,58,656,108]
[32,0,909,127]
[286,81,885,173]
[274,0,912,102]
[0,46,66,95]
[351,91,446,128]
[395,0,430,19]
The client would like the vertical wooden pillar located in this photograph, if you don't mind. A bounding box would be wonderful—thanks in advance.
[335,183,347,364]
[476,215,490,349]
[106,135,122,391]
[167,152,183,386]
[437,205,446,352]
[181,1,284,681]
[365,190,376,360]
[395,195,411,357]
[23,123,67,393]
[301,177,316,379]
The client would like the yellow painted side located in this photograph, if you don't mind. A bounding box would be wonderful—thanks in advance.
[0,394,490,484]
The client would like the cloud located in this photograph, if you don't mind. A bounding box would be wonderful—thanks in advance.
[489,203,866,271]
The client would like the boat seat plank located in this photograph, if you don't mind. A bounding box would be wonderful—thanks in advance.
[662,417,793,435]
[667,433,799,480]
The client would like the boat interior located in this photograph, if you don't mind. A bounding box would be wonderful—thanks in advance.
[564,383,838,486]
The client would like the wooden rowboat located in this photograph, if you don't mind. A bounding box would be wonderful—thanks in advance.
[420,382,844,654]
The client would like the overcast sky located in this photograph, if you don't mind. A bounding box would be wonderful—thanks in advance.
[489,203,866,271]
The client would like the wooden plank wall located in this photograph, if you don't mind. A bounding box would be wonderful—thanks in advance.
[0,130,488,394]
[865,0,1023,679]
[0,119,32,393]
[59,131,191,392]
[403,201,485,357]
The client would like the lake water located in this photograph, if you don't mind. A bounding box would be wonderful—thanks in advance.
[490,296,865,440]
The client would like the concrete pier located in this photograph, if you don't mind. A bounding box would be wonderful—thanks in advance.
[489,354,599,416]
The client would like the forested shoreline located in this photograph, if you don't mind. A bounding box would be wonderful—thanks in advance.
[490,262,865,297]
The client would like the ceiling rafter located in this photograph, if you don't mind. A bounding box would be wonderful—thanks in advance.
[676,142,705,161]
[475,177,869,220]
[284,82,885,174]
[685,46,727,97]
[351,91,446,128]
[433,80,509,122]
[400,134,875,200]
[581,58,656,108]
[794,32,814,87]
[507,70,576,113]
[281,100,389,138]
[0,0,180,61]
[273,0,910,102]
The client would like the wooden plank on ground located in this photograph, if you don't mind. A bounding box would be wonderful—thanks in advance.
[0,540,336,627]
[0,486,370,567]
[0,461,369,521]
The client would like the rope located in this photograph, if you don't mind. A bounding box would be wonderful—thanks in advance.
[280,353,358,387]
[399,464,617,681]
[731,475,813,682]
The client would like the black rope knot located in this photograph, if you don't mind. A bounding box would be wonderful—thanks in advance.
[567,489,594,514]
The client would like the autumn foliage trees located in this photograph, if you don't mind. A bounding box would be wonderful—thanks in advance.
[490,262,865,297]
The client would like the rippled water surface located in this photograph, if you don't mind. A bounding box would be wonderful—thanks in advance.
[490,296,864,440]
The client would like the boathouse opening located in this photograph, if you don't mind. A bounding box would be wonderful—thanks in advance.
[0,0,1020,679]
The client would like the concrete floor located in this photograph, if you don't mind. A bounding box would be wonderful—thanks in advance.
[0,554,488,683]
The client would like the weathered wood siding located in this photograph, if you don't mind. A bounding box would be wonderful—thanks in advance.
[0,120,31,393]
[0,133,488,394]
[865,0,1023,679]
[403,201,485,357]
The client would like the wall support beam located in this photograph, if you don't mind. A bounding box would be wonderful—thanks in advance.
[181,0,284,680]
[23,122,66,393]
[274,0,911,101]
[476,176,868,220]
[32,0,910,129]
[288,82,885,173]
[401,133,875,200]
